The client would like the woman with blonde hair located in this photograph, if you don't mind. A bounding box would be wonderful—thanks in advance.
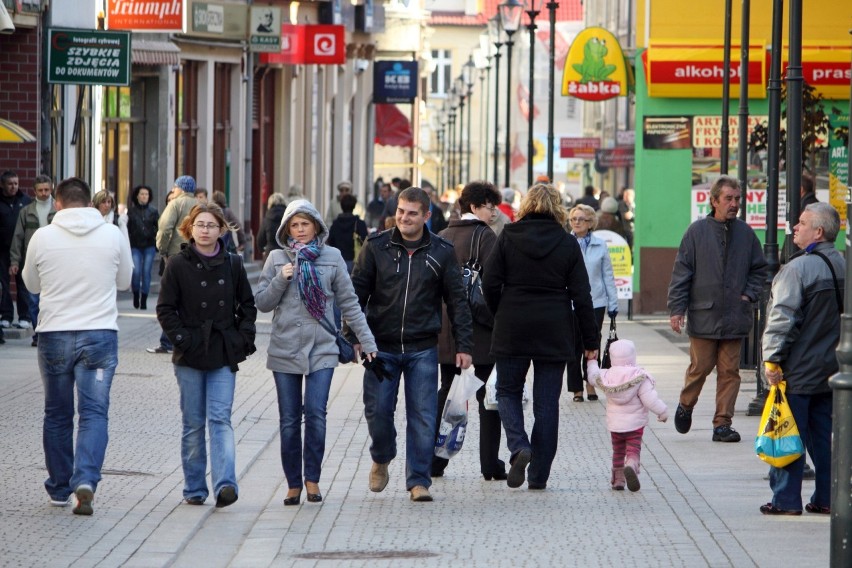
[157,202,257,508]
[92,190,129,241]
[567,203,618,402]
[483,183,598,490]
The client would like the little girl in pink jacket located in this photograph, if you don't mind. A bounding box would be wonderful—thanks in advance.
[587,339,668,491]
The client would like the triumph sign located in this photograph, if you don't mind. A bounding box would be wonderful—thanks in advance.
[106,0,186,32]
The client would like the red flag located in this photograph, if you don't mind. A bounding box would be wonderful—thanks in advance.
[536,28,570,70]
[517,83,541,122]
[510,138,526,171]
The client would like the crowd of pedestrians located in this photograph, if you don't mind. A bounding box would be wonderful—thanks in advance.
[5,170,843,521]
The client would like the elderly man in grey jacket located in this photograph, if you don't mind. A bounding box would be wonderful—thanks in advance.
[667,176,767,443]
[759,202,843,516]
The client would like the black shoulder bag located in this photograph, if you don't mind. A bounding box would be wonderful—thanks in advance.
[462,225,494,328]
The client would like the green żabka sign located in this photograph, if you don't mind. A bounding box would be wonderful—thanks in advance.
[47,29,131,86]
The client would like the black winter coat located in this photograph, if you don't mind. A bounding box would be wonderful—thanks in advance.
[127,204,159,249]
[483,213,598,361]
[437,219,497,365]
[157,241,257,371]
[257,204,286,253]
[349,227,474,354]
[1,191,32,250]
[327,213,368,262]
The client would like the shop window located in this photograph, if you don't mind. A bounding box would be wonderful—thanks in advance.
[213,63,233,200]
[102,85,141,205]
[430,49,452,97]
[175,61,199,179]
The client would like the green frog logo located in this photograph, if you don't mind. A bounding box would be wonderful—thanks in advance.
[572,37,617,83]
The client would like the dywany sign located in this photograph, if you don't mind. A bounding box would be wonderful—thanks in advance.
[561,27,630,101]
[106,0,186,33]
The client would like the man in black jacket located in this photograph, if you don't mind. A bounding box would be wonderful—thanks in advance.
[350,187,473,503]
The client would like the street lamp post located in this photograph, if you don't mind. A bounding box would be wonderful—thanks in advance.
[489,17,503,185]
[479,59,488,179]
[480,31,494,180]
[545,0,559,180]
[525,1,541,189]
[448,88,458,190]
[457,77,467,188]
[499,0,524,189]
[465,56,475,184]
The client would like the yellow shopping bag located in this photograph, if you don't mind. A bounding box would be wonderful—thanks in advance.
[754,381,804,468]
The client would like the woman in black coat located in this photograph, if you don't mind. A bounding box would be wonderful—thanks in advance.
[482,183,599,490]
[126,184,159,309]
[157,203,257,508]
[433,181,505,480]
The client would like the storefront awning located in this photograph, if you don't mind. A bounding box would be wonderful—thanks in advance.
[0,118,36,143]
[374,104,413,148]
[132,40,181,66]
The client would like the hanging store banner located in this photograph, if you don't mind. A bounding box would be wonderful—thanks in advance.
[374,61,418,103]
[643,116,692,149]
[643,41,768,99]
[47,28,131,86]
[561,27,630,101]
[106,0,186,32]
[595,147,635,168]
[559,137,600,159]
[249,6,281,52]
[258,24,345,66]
[188,1,246,40]
[785,42,852,100]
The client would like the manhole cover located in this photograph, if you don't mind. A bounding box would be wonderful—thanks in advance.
[294,551,438,560]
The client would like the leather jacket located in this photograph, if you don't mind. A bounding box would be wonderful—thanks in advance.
[349,227,473,354]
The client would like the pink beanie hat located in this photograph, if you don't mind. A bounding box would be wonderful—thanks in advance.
[608,339,636,366]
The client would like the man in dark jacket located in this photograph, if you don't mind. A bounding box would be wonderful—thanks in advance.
[350,186,473,503]
[0,170,33,329]
[327,193,368,273]
[668,176,767,443]
[760,202,843,516]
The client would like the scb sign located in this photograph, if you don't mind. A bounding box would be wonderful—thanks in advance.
[374,61,418,104]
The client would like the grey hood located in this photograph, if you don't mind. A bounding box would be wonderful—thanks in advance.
[275,199,329,248]
[51,207,107,237]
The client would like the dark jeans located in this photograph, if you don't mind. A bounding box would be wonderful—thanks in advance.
[432,363,505,477]
[769,391,832,511]
[496,357,566,486]
[567,306,605,393]
[0,250,30,322]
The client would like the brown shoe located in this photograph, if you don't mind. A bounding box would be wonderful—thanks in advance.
[370,461,389,493]
[409,485,433,502]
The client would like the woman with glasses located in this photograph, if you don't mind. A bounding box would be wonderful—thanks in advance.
[567,204,618,402]
[483,184,598,490]
[92,190,129,242]
[157,203,257,508]
[432,181,507,481]
[255,199,377,506]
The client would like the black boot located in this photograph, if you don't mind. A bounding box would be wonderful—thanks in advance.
[133,292,140,309]
[140,294,148,310]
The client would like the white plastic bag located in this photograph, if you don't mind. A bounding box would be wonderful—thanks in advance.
[484,367,530,411]
[434,368,484,459]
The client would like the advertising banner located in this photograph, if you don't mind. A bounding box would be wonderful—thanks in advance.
[106,0,185,32]
[595,147,635,168]
[258,24,345,65]
[828,109,849,227]
[643,116,691,149]
[692,115,767,148]
[559,137,600,159]
[594,230,633,300]
[374,61,418,103]
[47,28,131,86]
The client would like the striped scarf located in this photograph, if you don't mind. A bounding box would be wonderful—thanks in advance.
[289,238,327,321]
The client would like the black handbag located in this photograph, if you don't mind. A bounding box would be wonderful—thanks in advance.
[601,316,618,369]
[318,317,357,364]
[462,225,494,328]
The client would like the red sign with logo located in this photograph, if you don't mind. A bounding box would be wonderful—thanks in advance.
[106,0,185,32]
[560,137,601,159]
[259,24,345,66]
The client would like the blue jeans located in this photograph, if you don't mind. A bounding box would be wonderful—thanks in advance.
[131,246,157,295]
[363,347,438,490]
[174,365,238,501]
[274,368,334,489]
[38,330,118,501]
[769,391,832,511]
[496,357,566,486]
[28,291,39,334]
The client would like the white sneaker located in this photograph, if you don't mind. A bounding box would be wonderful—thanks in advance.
[49,495,72,507]
[15,320,32,330]
[0,320,10,328]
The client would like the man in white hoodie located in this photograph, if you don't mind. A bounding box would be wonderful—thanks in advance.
[22,177,132,516]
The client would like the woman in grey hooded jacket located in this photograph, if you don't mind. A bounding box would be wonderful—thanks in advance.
[255,199,377,506]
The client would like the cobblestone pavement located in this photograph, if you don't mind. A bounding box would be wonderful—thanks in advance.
[0,295,829,567]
